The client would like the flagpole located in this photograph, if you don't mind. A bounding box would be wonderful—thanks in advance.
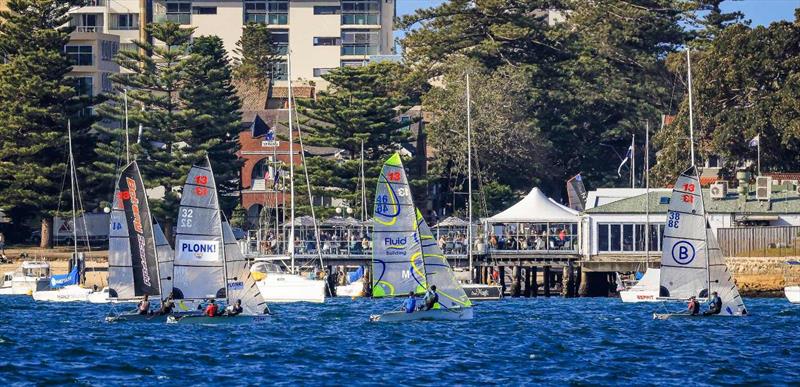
[645,121,650,267]
[757,135,761,175]
[687,48,696,168]
[631,134,635,189]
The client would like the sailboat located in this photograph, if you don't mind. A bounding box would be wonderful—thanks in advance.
[254,52,326,304]
[167,158,270,324]
[92,161,172,305]
[652,166,748,319]
[33,122,97,302]
[369,153,473,322]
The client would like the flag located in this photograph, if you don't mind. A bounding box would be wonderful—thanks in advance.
[617,139,634,177]
[273,168,280,188]
[749,135,760,147]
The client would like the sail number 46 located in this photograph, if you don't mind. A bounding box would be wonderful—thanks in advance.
[667,211,680,229]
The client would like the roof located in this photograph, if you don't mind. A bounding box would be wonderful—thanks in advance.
[486,187,579,223]
[585,188,670,210]
[234,81,315,110]
[585,189,800,214]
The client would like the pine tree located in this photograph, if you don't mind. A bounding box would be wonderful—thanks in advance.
[233,23,282,82]
[183,35,243,212]
[296,63,412,219]
[93,21,200,229]
[0,0,90,247]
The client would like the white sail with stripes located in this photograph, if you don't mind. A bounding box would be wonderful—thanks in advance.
[659,166,709,299]
[707,229,748,315]
[222,221,269,315]
[173,158,225,300]
[416,208,472,309]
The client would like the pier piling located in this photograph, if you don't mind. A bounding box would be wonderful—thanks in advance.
[512,266,521,297]
[499,266,506,295]
[543,266,551,297]
[523,267,532,297]
[531,266,538,297]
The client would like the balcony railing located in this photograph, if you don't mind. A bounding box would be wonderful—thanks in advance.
[342,14,379,25]
[74,25,103,33]
[84,0,105,6]
[165,13,191,25]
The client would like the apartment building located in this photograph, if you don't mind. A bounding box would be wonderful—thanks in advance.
[64,0,395,85]
[65,31,120,99]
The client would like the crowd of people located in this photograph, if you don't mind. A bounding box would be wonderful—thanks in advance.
[487,227,576,251]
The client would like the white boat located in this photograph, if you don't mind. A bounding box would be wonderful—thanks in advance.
[253,260,326,303]
[370,153,473,322]
[0,261,51,295]
[168,158,270,323]
[461,283,503,301]
[652,165,747,319]
[33,283,94,302]
[336,278,365,298]
[619,268,661,303]
[785,285,800,304]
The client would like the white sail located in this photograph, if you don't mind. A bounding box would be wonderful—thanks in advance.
[173,159,225,300]
[416,208,472,310]
[659,166,709,299]
[707,229,748,315]
[222,221,269,315]
[108,183,135,299]
[154,221,174,299]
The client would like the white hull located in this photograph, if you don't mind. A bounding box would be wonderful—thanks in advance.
[336,279,365,297]
[370,307,474,322]
[619,289,660,303]
[256,273,326,303]
[462,284,503,300]
[785,285,800,304]
[32,285,94,302]
[0,278,50,295]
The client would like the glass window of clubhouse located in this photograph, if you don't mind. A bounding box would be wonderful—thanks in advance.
[597,223,665,252]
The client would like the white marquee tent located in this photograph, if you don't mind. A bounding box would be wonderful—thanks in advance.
[485,187,579,223]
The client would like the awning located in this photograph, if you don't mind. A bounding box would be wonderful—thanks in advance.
[485,187,579,223]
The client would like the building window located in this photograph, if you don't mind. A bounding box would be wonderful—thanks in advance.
[71,14,102,32]
[341,60,366,67]
[112,13,138,30]
[166,2,191,25]
[313,68,333,77]
[314,5,340,15]
[313,37,340,46]
[66,45,93,66]
[73,76,93,97]
[342,0,379,25]
[192,6,217,14]
[120,43,136,53]
[244,1,266,23]
[269,29,288,55]
[100,40,118,61]
[341,30,379,56]
[101,72,113,92]
[267,0,288,24]
[272,60,287,81]
[598,222,664,252]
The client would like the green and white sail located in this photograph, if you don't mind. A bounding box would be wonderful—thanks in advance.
[222,221,269,315]
[372,153,425,297]
[707,229,747,315]
[659,166,709,299]
[173,158,225,300]
[416,208,472,309]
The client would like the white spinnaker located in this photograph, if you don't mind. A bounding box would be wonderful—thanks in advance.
[659,166,709,299]
[222,222,268,315]
[707,229,747,315]
[173,159,225,300]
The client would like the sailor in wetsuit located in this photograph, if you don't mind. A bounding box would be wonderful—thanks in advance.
[402,291,416,313]
[703,291,722,316]
[422,285,439,311]
[137,294,151,315]
[687,296,700,316]
[225,299,243,316]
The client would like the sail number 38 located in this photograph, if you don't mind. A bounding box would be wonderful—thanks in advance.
[667,211,680,229]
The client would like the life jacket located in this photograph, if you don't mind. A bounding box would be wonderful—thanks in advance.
[205,303,218,317]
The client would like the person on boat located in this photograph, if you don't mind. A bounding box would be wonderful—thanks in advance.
[225,299,243,316]
[137,294,151,315]
[205,298,219,317]
[402,291,416,313]
[703,291,722,316]
[687,296,700,316]
[422,285,439,311]
[158,294,175,315]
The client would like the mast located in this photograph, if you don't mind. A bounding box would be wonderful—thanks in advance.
[631,134,635,188]
[361,139,366,222]
[67,120,78,266]
[466,71,473,282]
[645,121,650,267]
[287,51,296,273]
[124,89,130,164]
[687,48,696,168]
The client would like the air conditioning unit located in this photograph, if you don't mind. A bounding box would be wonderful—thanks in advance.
[756,176,772,201]
[710,182,728,199]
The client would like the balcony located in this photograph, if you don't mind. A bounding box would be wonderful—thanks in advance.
[341,14,379,26]
[165,13,191,25]
[73,25,104,33]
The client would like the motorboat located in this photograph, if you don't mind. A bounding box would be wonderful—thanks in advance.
[619,268,661,303]
[0,261,51,295]
[253,260,326,303]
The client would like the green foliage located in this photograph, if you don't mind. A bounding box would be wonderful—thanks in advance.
[230,203,247,229]
[295,63,414,218]
[233,23,282,82]
[0,0,91,231]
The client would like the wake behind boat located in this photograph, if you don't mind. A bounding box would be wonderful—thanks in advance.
[370,153,473,322]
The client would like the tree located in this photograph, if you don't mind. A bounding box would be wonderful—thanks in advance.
[183,35,243,212]
[295,63,412,219]
[93,22,200,230]
[233,23,282,83]
[0,0,90,247]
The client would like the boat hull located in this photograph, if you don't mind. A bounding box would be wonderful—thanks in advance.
[167,313,271,325]
[619,289,660,303]
[32,285,94,302]
[0,278,50,295]
[462,284,503,301]
[336,280,365,297]
[105,312,171,323]
[653,312,745,320]
[785,286,800,304]
[256,273,326,303]
[370,307,474,322]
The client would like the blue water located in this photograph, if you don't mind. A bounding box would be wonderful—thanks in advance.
[1,297,798,385]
